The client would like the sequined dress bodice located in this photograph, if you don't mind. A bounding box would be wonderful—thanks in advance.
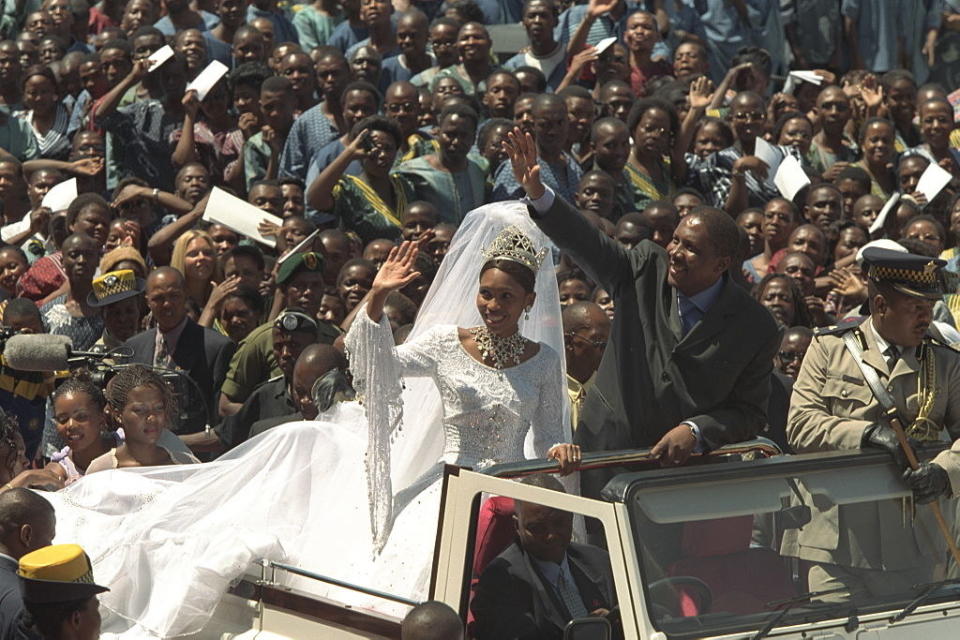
[346,313,565,470]
[431,327,563,468]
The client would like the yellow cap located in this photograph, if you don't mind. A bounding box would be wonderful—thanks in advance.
[18,544,108,604]
[87,269,144,308]
[19,544,92,582]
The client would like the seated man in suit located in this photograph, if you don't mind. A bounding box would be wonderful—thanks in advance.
[125,267,236,434]
[0,489,55,640]
[472,475,616,640]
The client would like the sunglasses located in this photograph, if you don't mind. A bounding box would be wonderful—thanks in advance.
[777,351,803,363]
[566,332,607,349]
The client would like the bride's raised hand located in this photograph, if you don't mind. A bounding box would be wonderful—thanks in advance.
[372,241,422,293]
[547,443,582,476]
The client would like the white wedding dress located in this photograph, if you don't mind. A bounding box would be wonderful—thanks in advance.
[343,314,565,603]
[40,201,571,638]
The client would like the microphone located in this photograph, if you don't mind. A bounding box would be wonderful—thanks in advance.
[3,334,117,371]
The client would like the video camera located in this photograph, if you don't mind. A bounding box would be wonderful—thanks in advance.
[3,333,201,429]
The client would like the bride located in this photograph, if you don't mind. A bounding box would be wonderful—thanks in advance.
[346,227,580,595]
[44,202,577,638]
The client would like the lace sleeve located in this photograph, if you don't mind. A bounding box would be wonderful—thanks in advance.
[343,307,442,553]
[531,345,568,458]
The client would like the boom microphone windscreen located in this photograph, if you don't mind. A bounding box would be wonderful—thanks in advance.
[4,334,72,371]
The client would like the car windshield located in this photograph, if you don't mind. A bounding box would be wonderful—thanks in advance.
[623,453,960,638]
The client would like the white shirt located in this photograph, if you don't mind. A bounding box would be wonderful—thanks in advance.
[866,316,900,364]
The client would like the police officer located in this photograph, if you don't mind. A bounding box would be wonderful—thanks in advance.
[784,247,960,603]
[17,544,108,640]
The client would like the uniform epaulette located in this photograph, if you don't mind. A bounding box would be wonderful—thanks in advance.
[814,315,866,337]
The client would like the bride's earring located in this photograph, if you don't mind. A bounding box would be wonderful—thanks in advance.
[524,306,531,321]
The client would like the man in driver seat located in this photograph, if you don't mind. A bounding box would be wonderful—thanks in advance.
[472,475,616,639]
[785,246,960,603]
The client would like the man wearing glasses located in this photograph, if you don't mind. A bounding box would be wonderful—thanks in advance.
[776,326,813,380]
[562,301,610,434]
[685,90,803,212]
[383,81,435,163]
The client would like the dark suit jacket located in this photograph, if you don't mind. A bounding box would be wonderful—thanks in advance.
[0,555,26,640]
[532,196,780,496]
[124,319,236,434]
[217,377,293,450]
[472,541,615,640]
[764,370,793,454]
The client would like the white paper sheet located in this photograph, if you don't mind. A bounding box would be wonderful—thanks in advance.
[147,45,174,71]
[594,37,617,56]
[783,70,823,95]
[185,60,229,101]
[202,187,283,248]
[869,193,900,235]
[0,216,30,242]
[753,137,781,173]
[41,178,77,212]
[772,155,810,201]
[914,162,953,205]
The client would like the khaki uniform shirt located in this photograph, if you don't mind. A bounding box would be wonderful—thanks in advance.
[783,317,960,570]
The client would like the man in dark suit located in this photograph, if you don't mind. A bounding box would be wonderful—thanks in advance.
[0,489,55,640]
[124,267,236,434]
[472,476,616,640]
[504,130,780,496]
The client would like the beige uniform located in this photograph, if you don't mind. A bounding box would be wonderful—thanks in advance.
[783,317,960,598]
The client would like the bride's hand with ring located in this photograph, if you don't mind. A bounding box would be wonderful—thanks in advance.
[547,443,582,475]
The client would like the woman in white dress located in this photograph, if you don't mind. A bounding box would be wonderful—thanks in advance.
[43,202,576,638]
[345,230,580,597]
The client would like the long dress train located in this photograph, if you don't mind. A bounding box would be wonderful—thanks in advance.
[39,201,570,638]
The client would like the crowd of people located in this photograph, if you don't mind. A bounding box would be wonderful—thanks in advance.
[0,0,953,637]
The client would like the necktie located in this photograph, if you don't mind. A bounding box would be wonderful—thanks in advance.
[154,333,172,368]
[556,566,589,619]
[678,295,698,336]
[885,345,900,370]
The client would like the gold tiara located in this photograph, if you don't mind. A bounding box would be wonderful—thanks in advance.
[481,225,547,272]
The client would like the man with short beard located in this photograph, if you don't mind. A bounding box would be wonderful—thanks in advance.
[124,267,235,433]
